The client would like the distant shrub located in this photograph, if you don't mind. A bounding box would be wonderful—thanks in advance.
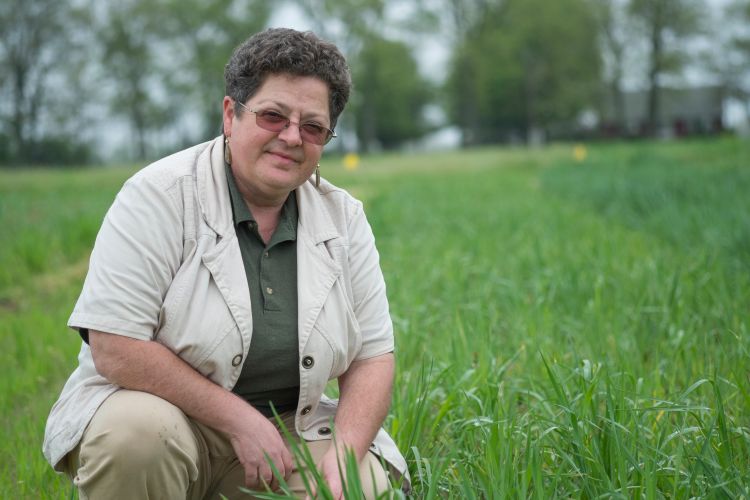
[0,134,10,163]
[27,137,95,166]
[0,135,95,167]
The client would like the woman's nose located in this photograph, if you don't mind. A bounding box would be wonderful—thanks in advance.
[277,121,303,146]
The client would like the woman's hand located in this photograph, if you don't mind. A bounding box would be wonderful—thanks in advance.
[302,443,344,499]
[89,330,294,491]
[227,408,294,491]
[305,353,395,499]
[309,443,346,499]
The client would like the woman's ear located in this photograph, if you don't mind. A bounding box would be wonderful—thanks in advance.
[222,96,235,137]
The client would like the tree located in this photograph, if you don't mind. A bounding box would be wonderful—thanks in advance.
[440,0,496,146]
[628,0,705,135]
[291,0,434,150]
[446,0,602,144]
[83,0,168,160]
[292,0,386,151]
[734,1,750,120]
[80,0,272,160]
[352,36,431,151]
[708,0,750,123]
[294,0,386,54]
[594,0,632,132]
[0,0,66,162]
[154,0,272,141]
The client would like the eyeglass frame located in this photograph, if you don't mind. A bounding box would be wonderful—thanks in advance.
[233,100,337,145]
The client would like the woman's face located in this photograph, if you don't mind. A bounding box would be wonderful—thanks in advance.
[222,73,331,205]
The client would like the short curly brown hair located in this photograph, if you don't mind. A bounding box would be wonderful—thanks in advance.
[224,28,351,129]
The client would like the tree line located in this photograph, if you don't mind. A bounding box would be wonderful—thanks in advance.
[1,0,749,165]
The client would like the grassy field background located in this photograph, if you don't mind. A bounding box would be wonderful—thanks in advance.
[1,137,749,498]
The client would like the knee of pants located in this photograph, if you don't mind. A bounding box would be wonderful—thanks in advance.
[78,390,200,476]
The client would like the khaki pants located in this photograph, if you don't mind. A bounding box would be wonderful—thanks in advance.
[65,390,391,500]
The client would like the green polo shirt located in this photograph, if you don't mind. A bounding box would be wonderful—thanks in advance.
[225,164,300,417]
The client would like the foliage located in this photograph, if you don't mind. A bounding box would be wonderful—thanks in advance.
[23,137,95,166]
[446,0,602,145]
[0,0,85,164]
[83,0,172,161]
[293,0,386,51]
[151,0,272,141]
[292,0,437,151]
[0,0,748,160]
[592,0,633,131]
[2,139,749,497]
[707,0,750,122]
[351,36,432,151]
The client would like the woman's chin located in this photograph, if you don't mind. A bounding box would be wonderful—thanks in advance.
[259,172,306,195]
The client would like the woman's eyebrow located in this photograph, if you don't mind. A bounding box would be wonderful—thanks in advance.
[254,99,328,122]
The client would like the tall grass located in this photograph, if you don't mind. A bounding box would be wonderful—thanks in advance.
[1,138,748,497]
[375,138,749,497]
[0,167,137,291]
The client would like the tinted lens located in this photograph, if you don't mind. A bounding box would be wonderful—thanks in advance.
[253,108,333,145]
[255,111,289,131]
[300,124,330,145]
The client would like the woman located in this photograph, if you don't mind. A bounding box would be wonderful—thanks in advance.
[43,28,409,499]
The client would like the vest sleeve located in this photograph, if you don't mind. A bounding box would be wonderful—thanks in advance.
[346,201,395,360]
[68,174,183,341]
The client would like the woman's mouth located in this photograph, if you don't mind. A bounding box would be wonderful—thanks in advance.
[268,150,299,164]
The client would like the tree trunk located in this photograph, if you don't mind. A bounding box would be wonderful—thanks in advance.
[522,51,538,145]
[612,80,626,133]
[646,3,664,136]
[360,91,377,153]
[461,72,480,147]
[610,41,626,132]
[11,60,28,160]
[133,99,147,160]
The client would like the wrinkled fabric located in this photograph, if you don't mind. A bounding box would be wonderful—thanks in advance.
[67,390,391,500]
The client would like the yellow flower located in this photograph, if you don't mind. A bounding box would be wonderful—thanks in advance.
[343,153,360,171]
[573,144,588,162]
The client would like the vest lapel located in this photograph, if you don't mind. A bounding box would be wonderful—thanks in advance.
[201,235,253,350]
[196,136,253,352]
[296,180,343,349]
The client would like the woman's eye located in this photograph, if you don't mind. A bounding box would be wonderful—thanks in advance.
[302,123,325,133]
[261,111,287,122]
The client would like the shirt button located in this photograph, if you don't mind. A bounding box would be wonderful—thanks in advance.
[266,287,274,295]
[264,251,269,258]
[231,354,243,367]
[301,356,314,369]
[300,405,312,415]
[318,426,331,436]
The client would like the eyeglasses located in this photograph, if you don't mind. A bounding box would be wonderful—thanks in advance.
[235,101,336,145]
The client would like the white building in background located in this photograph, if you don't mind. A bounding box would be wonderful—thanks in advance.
[598,85,726,138]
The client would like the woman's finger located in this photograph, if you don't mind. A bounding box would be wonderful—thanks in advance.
[244,465,259,489]
[281,448,294,479]
[304,484,317,500]
[263,473,279,493]
[259,464,274,489]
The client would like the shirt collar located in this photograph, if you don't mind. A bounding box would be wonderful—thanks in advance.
[224,162,254,226]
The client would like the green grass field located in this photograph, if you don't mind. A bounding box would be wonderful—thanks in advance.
[2,137,749,498]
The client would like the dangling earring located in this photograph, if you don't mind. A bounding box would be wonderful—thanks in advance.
[315,164,320,187]
[224,136,232,165]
